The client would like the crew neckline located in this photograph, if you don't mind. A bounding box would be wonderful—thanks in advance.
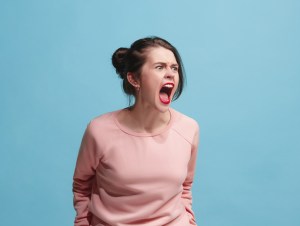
[113,108,175,137]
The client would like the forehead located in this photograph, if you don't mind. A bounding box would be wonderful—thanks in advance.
[144,47,177,64]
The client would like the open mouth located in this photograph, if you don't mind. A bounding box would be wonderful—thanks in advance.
[159,83,174,104]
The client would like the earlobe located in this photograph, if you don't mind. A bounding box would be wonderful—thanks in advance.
[127,72,140,89]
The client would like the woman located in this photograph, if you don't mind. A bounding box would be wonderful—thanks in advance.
[73,37,200,226]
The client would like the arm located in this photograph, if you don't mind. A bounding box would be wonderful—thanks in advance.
[73,124,100,226]
[182,126,199,225]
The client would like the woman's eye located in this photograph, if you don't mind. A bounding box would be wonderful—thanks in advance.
[172,67,178,72]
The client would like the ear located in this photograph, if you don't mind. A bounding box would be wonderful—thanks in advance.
[127,72,140,88]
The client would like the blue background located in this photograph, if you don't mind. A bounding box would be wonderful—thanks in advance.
[1,0,299,225]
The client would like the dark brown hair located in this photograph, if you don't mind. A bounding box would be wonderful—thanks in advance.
[112,36,186,101]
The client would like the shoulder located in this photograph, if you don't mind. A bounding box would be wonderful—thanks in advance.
[171,108,199,130]
[85,110,120,136]
[170,108,199,144]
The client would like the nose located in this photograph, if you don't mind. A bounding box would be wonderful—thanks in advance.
[165,67,176,79]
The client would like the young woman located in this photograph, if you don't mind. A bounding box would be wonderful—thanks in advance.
[73,37,200,226]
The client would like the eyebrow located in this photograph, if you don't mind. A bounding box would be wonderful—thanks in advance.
[153,62,179,67]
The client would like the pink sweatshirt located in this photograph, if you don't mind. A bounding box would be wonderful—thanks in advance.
[73,108,199,226]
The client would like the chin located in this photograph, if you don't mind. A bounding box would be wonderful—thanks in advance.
[155,101,171,113]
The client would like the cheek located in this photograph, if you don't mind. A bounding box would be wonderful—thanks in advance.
[175,74,180,87]
[141,80,158,95]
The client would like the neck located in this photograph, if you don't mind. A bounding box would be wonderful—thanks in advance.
[124,104,171,133]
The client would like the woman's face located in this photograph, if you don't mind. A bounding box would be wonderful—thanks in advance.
[136,47,179,112]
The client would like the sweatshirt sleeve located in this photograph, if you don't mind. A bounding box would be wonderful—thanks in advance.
[181,125,199,225]
[73,123,101,226]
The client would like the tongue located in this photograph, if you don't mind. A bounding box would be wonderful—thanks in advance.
[159,92,170,103]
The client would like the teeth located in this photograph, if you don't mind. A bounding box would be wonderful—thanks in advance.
[163,84,174,88]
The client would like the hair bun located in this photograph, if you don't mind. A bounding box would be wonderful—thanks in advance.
[112,47,129,79]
